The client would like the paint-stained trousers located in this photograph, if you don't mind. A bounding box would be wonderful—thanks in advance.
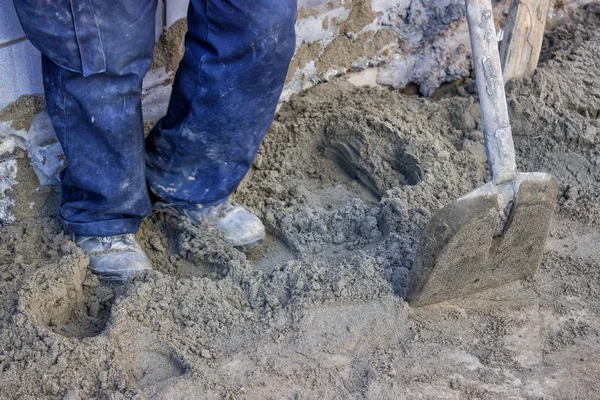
[13,0,297,236]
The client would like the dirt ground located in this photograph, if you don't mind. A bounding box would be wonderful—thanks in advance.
[1,5,600,399]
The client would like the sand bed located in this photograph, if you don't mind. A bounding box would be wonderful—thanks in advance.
[1,5,600,399]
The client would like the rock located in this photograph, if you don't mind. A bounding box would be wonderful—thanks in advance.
[200,349,213,359]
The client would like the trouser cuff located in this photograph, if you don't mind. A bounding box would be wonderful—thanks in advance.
[63,217,144,237]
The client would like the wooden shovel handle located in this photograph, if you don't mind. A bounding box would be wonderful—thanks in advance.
[465,0,517,184]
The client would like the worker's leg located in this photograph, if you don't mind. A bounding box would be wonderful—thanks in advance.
[146,0,297,207]
[14,0,157,236]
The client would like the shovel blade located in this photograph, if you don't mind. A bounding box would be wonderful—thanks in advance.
[406,173,558,307]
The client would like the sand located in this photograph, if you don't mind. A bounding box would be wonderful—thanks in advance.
[1,4,600,399]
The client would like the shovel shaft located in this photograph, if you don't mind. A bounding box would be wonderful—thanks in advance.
[466,0,517,184]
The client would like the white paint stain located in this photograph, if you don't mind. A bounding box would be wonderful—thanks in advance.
[157,184,178,193]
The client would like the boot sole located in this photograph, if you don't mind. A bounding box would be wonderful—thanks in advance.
[235,237,265,251]
[91,268,150,283]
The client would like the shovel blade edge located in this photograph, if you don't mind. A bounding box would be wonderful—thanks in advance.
[406,173,558,307]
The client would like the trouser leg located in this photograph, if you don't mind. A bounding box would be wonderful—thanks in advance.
[42,57,152,236]
[146,0,297,207]
[15,0,157,236]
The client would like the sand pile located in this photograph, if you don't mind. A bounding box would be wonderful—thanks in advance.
[1,4,600,399]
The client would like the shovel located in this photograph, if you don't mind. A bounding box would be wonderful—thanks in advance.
[405,0,558,307]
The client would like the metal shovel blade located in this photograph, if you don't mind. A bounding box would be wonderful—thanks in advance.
[406,172,558,307]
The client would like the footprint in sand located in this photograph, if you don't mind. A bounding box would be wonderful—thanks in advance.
[17,252,119,339]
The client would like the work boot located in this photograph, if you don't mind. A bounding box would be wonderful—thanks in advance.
[169,200,265,250]
[74,234,152,281]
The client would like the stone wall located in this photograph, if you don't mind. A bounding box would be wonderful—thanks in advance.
[0,1,42,112]
[291,0,471,97]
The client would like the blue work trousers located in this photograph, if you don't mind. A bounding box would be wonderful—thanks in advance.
[13,0,297,236]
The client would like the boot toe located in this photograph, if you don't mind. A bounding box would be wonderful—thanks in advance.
[88,250,152,280]
[76,234,152,281]
[217,206,266,250]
